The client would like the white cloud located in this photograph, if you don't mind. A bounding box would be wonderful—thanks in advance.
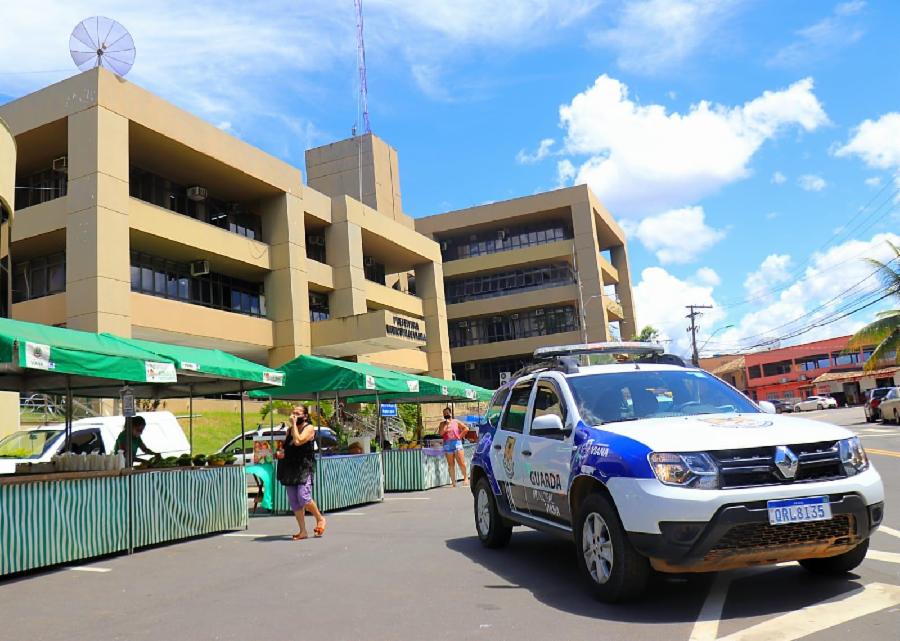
[695,267,721,286]
[516,138,556,164]
[769,1,866,67]
[798,174,827,191]
[835,112,900,170]
[743,254,792,301]
[556,159,577,186]
[771,171,787,184]
[865,176,882,187]
[632,266,725,357]
[591,0,741,74]
[765,211,779,220]
[631,206,726,264]
[718,232,900,352]
[555,75,828,217]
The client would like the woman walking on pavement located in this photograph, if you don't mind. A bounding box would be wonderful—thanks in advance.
[439,406,468,487]
[277,405,326,540]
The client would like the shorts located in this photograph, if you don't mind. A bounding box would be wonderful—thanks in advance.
[443,439,463,453]
[285,474,314,512]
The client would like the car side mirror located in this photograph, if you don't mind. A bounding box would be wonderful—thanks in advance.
[531,414,569,436]
[758,401,777,415]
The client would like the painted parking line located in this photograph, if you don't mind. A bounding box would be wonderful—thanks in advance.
[866,447,900,459]
[688,573,731,641]
[876,525,900,540]
[717,583,900,641]
[868,549,900,565]
[67,567,112,573]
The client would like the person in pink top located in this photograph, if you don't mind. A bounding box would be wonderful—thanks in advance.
[439,406,469,487]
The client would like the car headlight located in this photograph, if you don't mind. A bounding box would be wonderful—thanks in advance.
[839,436,869,476]
[648,452,719,489]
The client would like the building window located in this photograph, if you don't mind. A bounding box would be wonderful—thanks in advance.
[748,365,761,379]
[832,352,860,367]
[363,257,386,285]
[15,168,68,210]
[309,292,330,322]
[783,391,794,399]
[306,233,326,263]
[445,263,576,305]
[448,305,579,348]
[453,356,531,391]
[767,392,777,400]
[129,166,262,240]
[439,220,573,262]
[761,360,792,377]
[12,252,66,303]
[130,251,264,317]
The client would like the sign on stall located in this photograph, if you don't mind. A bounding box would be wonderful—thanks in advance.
[380,403,398,417]
[120,387,136,418]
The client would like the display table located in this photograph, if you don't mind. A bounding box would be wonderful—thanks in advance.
[0,466,246,577]
[384,443,475,492]
[250,453,384,514]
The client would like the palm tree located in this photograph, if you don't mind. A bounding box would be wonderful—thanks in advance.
[848,241,900,371]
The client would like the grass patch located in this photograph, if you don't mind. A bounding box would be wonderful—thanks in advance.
[176,411,264,455]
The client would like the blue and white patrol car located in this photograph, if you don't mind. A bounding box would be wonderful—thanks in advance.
[470,343,885,602]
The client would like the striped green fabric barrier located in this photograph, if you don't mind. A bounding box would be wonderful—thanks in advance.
[131,467,247,548]
[385,444,477,492]
[383,449,426,491]
[272,453,384,514]
[0,475,128,576]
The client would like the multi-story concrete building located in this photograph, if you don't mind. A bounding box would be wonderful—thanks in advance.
[416,187,636,389]
[0,69,451,377]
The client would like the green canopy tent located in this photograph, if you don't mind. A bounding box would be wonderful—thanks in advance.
[103,335,285,455]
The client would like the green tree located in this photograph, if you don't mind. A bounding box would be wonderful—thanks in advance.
[848,241,900,371]
[634,325,661,342]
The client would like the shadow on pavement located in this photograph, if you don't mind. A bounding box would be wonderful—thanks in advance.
[446,530,865,624]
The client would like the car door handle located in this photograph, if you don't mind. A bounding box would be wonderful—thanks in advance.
[521,450,532,457]
[493,444,502,450]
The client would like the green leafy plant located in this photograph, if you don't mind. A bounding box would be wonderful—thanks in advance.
[848,241,900,371]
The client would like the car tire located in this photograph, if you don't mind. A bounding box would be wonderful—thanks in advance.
[574,492,650,602]
[474,478,512,549]
[865,413,873,423]
[817,403,825,410]
[799,539,868,575]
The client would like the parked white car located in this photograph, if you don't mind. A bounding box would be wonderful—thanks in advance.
[794,395,838,412]
[0,412,189,474]
[878,388,900,424]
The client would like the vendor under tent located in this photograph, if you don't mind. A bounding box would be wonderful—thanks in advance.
[0,317,284,577]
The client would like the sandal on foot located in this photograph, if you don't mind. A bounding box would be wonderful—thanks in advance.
[314,521,327,537]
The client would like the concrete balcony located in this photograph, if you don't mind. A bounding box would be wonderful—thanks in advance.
[306,259,334,290]
[11,197,67,242]
[442,240,573,278]
[365,280,424,317]
[605,297,625,321]
[447,284,579,320]
[311,308,427,358]
[450,330,584,363]
[12,293,67,326]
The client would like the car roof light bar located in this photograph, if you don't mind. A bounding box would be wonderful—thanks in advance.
[533,342,665,359]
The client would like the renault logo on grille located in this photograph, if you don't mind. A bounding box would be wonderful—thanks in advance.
[774,445,799,479]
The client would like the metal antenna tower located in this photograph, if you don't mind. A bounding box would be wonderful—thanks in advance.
[354,0,371,134]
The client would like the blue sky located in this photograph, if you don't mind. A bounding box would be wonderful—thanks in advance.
[1,0,898,357]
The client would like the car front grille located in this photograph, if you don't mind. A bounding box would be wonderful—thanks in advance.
[710,514,855,551]
[712,441,845,489]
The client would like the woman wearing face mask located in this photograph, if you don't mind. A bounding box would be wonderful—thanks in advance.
[276,405,327,540]
[438,406,468,487]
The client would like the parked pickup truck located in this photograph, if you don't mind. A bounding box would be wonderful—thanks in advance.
[470,342,884,602]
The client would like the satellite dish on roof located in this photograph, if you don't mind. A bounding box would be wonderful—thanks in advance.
[69,16,136,76]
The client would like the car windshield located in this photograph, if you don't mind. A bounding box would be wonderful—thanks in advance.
[872,389,891,399]
[0,429,63,459]
[567,369,759,425]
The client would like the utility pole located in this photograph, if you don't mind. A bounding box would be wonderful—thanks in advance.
[686,304,713,367]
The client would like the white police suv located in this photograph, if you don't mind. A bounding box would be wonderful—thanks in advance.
[470,343,885,602]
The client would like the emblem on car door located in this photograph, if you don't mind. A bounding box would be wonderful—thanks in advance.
[502,436,516,479]
[774,445,799,479]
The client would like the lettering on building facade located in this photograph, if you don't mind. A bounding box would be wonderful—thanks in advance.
[386,315,427,342]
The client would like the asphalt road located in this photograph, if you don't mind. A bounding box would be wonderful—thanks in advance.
[1,406,898,641]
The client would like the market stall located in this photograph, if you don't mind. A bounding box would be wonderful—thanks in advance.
[0,318,282,576]
[247,354,421,514]
[346,374,492,493]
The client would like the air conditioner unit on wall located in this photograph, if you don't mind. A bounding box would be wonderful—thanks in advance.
[466,362,477,370]
[190,260,210,277]
[364,256,376,267]
[52,156,68,174]
[187,186,208,202]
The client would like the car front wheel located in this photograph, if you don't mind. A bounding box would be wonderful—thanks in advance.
[575,493,650,602]
[474,478,512,548]
[800,539,868,575]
